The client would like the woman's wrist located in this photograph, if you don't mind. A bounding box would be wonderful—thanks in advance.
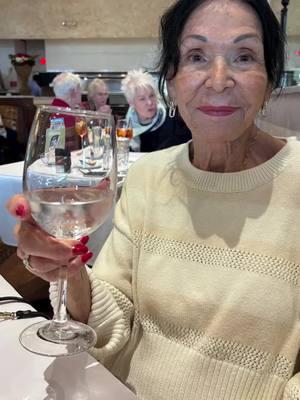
[67,266,92,323]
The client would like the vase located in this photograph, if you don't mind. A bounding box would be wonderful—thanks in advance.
[14,64,32,95]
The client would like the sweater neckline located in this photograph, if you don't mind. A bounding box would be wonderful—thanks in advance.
[176,138,297,193]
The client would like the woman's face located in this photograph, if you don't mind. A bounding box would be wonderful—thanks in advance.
[91,83,109,109]
[132,86,158,122]
[168,0,270,143]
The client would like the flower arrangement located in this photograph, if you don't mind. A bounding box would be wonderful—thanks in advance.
[9,53,36,66]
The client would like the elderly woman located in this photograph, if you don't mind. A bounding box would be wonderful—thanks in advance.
[7,0,300,399]
[83,78,112,114]
[51,72,82,112]
[121,68,191,151]
[50,72,82,149]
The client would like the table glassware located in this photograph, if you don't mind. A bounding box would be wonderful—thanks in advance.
[75,116,88,145]
[104,118,113,136]
[20,105,117,357]
[116,119,132,174]
[117,137,130,174]
[116,118,133,139]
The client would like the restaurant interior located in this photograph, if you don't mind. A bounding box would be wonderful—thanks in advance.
[0,0,299,339]
[0,0,299,397]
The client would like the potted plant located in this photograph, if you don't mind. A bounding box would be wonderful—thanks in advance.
[9,53,37,95]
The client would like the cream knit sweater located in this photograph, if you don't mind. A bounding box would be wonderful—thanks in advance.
[51,138,300,400]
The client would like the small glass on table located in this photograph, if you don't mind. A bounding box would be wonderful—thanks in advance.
[116,119,133,174]
[20,105,117,357]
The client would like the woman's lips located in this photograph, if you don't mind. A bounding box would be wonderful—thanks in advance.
[198,105,239,117]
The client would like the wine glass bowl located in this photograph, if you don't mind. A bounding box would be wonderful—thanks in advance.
[116,118,133,139]
[21,105,117,357]
[75,118,88,138]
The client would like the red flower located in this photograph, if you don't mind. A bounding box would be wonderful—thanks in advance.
[9,53,37,66]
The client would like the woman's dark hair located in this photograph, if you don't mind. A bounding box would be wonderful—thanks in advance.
[158,0,286,100]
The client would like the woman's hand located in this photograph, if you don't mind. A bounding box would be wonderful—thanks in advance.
[97,104,112,114]
[6,194,93,283]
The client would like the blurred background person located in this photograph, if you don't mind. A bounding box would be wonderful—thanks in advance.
[51,72,82,112]
[50,72,82,149]
[121,69,191,152]
[28,74,42,97]
[83,78,112,114]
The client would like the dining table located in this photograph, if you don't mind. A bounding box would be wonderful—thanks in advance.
[0,274,137,399]
[0,160,23,246]
[0,152,145,261]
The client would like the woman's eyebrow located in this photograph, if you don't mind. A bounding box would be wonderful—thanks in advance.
[181,33,261,45]
[233,33,261,43]
[181,34,208,43]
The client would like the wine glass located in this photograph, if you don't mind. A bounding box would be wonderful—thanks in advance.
[116,118,133,139]
[116,119,132,174]
[20,105,117,357]
[75,116,88,146]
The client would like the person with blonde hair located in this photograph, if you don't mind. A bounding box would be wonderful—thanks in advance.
[85,78,112,114]
[121,68,191,152]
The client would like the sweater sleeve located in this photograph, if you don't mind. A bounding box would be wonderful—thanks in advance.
[49,178,136,364]
[284,372,300,399]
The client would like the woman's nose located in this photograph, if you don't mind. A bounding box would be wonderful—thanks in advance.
[205,57,234,92]
[147,98,153,106]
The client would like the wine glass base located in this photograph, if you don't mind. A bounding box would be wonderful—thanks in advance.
[19,320,97,357]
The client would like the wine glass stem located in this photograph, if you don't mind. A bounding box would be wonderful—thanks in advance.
[53,266,68,324]
[81,136,87,167]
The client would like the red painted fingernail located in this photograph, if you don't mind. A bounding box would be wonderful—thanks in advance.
[80,236,89,245]
[15,205,25,218]
[81,252,93,263]
[72,244,88,255]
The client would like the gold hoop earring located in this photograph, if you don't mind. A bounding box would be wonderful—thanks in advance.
[168,100,176,118]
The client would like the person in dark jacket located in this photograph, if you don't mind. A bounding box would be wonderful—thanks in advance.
[121,69,191,152]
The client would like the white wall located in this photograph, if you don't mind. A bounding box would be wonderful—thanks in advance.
[0,40,16,89]
[286,39,300,70]
[45,38,159,72]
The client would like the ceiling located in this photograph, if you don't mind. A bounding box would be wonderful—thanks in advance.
[270,0,300,38]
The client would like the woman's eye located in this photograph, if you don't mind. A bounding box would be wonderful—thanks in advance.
[183,51,206,63]
[187,52,206,63]
[235,53,255,63]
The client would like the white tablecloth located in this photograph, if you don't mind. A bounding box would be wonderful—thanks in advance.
[0,275,137,399]
[0,152,145,251]
[0,161,23,245]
